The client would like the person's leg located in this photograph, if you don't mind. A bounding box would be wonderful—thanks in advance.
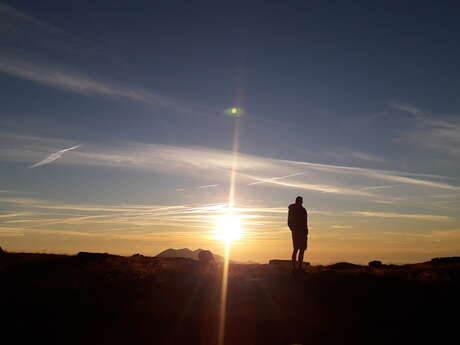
[298,249,305,270]
[292,247,298,269]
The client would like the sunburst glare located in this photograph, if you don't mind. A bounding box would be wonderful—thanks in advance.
[214,212,243,243]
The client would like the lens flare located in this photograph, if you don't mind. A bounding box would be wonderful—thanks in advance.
[224,107,244,116]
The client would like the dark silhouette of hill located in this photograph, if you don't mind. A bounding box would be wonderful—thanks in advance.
[1,250,460,345]
[269,259,310,269]
[428,256,460,264]
[76,251,116,262]
[156,247,200,259]
[328,262,362,270]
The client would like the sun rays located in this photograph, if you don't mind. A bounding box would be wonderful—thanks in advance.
[217,108,241,345]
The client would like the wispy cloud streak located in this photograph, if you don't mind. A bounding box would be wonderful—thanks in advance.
[361,185,400,191]
[0,56,215,116]
[246,171,306,186]
[241,171,369,195]
[349,211,453,221]
[197,184,220,189]
[391,103,460,157]
[29,145,80,168]
[3,133,460,194]
[283,159,460,191]
[0,197,292,236]
[0,4,216,117]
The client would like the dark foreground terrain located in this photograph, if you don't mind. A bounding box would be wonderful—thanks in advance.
[1,251,459,345]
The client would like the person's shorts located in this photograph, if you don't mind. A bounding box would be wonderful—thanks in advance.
[291,230,308,250]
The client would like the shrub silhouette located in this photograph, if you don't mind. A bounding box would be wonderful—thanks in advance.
[369,260,383,268]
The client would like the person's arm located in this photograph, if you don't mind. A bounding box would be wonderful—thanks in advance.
[288,208,293,230]
[305,210,309,233]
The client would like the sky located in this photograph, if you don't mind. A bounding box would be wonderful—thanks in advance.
[1,0,459,264]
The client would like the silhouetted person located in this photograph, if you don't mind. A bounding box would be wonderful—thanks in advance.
[288,196,308,272]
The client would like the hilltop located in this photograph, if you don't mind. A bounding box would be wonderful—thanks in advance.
[1,250,459,345]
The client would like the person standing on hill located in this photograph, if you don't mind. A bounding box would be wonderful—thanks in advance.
[288,196,308,272]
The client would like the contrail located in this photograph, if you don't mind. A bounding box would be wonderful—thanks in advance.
[196,184,219,189]
[29,145,80,168]
[246,171,306,186]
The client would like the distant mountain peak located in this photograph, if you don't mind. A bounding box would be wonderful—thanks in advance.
[155,248,227,262]
[156,248,194,257]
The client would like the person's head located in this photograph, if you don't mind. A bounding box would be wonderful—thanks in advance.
[295,196,303,205]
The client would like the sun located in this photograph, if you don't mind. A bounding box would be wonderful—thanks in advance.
[215,213,243,243]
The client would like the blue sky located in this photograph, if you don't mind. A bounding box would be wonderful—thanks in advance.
[1,1,459,263]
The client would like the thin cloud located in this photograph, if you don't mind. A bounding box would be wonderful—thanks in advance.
[29,145,80,168]
[3,134,460,194]
[0,197,187,214]
[240,171,369,196]
[364,171,459,190]
[0,3,70,42]
[382,229,460,241]
[283,159,460,191]
[391,103,460,157]
[361,185,400,191]
[349,211,453,221]
[247,171,306,186]
[0,56,208,115]
[350,151,385,162]
[371,199,399,205]
[196,184,220,189]
[0,212,32,218]
[0,4,216,117]
[324,149,386,163]
[0,197,292,236]
[0,227,24,238]
[2,194,458,250]
[391,102,426,118]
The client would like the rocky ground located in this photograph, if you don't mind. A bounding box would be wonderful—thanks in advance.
[1,251,459,345]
